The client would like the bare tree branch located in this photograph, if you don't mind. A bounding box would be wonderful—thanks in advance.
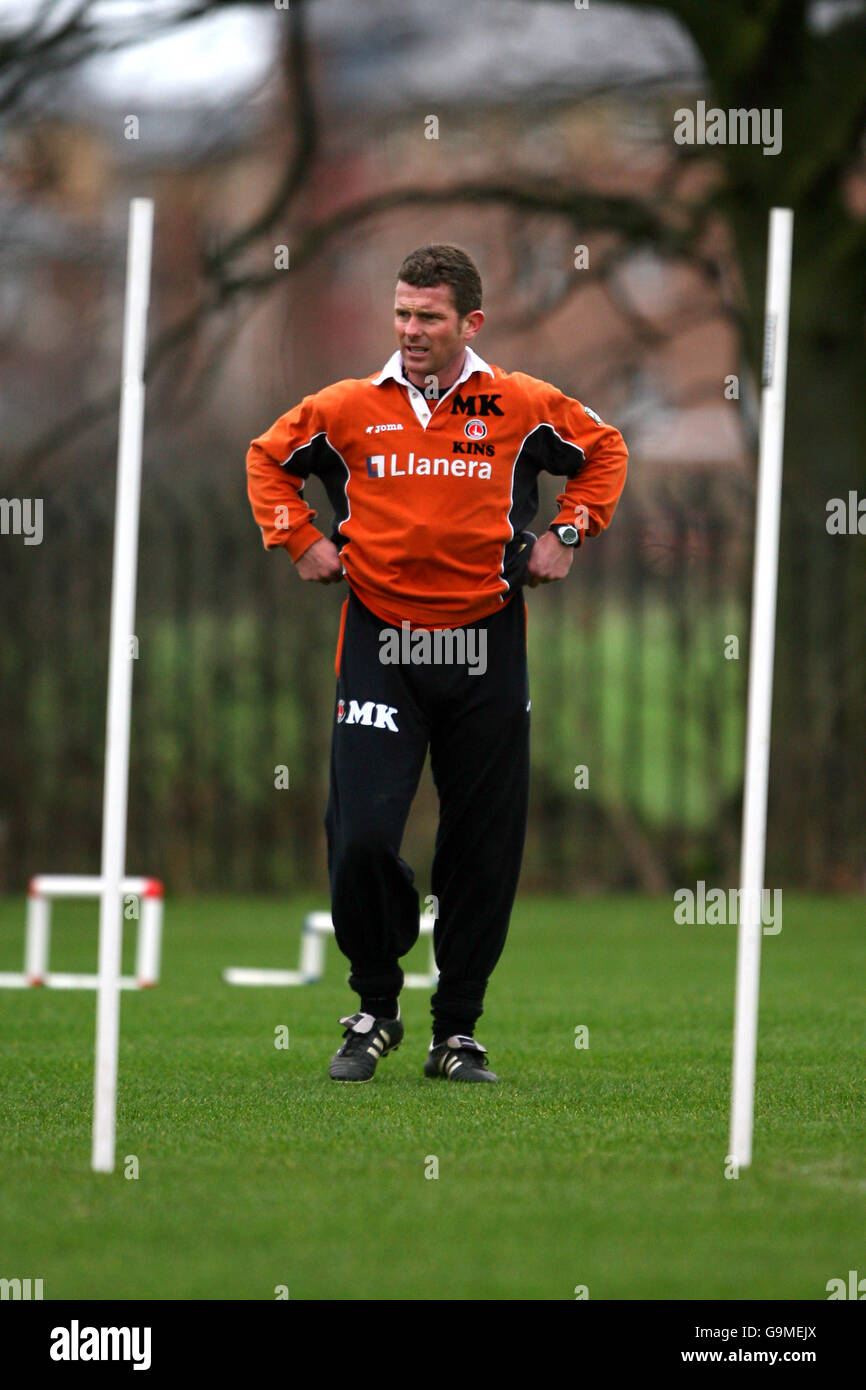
[203,0,317,275]
[0,0,223,116]
[15,164,735,479]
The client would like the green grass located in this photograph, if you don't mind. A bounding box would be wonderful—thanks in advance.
[0,893,863,1300]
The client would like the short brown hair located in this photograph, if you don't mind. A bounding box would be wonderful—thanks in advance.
[396,244,482,320]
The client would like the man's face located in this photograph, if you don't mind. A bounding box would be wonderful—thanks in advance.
[393,280,483,387]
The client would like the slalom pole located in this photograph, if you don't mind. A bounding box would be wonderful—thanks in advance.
[92,198,154,1172]
[728,207,793,1171]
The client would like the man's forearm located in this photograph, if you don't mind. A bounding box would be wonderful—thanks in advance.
[553,426,628,537]
[246,440,323,558]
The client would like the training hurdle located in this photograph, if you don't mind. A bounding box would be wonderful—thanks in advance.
[223,910,438,989]
[0,875,164,991]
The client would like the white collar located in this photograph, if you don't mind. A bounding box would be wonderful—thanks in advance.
[371,344,495,388]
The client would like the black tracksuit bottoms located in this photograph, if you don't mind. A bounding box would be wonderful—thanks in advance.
[324,586,530,1039]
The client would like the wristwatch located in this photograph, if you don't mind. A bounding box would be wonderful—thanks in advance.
[549,523,581,547]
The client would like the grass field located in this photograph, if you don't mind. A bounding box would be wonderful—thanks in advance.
[1,893,863,1301]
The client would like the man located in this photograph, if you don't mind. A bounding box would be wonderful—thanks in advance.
[247,244,627,1083]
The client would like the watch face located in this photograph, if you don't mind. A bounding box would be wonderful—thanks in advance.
[557,525,579,545]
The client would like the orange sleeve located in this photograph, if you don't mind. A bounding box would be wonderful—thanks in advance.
[246,396,325,563]
[544,391,628,540]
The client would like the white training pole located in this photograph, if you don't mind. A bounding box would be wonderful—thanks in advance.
[729,208,793,1170]
[25,891,50,983]
[92,198,154,1173]
[30,874,160,898]
[135,890,164,987]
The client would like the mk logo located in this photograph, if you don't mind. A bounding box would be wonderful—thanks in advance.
[450,393,504,417]
[339,700,400,732]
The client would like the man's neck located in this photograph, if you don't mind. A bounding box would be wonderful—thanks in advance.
[402,348,467,394]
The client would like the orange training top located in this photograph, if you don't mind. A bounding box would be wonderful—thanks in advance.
[246,346,628,629]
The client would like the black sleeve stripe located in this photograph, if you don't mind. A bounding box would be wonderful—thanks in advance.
[314,438,352,541]
[280,430,351,546]
[280,430,333,479]
[516,422,585,477]
[497,424,586,589]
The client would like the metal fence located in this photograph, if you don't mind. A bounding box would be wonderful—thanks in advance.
[1,467,862,896]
